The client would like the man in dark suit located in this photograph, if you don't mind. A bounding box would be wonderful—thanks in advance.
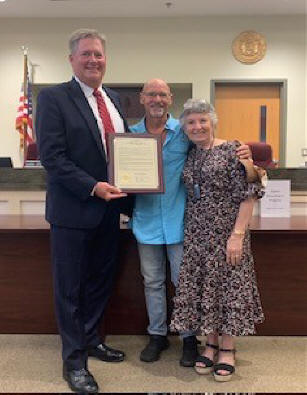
[36,29,129,393]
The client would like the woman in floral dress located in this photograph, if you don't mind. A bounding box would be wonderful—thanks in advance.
[170,99,264,382]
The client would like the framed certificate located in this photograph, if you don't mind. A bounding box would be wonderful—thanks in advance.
[108,133,164,193]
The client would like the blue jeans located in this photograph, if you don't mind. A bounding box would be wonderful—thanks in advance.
[138,242,193,338]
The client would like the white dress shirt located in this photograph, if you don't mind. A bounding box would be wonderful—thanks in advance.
[74,77,125,195]
[74,76,125,157]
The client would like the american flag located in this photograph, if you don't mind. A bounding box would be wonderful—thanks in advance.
[16,73,34,148]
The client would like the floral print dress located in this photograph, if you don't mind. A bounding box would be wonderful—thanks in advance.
[170,141,264,336]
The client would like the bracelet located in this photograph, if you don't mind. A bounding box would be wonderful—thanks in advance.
[232,229,245,236]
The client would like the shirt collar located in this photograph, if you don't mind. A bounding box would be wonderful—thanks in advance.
[74,76,102,98]
[142,113,177,133]
[165,114,179,132]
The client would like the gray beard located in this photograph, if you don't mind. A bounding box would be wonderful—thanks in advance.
[150,108,165,118]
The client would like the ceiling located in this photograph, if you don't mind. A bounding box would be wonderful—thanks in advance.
[0,0,305,18]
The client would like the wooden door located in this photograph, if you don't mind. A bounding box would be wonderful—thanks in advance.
[214,84,280,161]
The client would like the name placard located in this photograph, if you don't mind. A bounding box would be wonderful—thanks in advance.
[260,180,291,217]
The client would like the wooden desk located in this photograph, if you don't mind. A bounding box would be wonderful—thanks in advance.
[0,215,146,335]
[249,216,307,336]
[0,215,306,335]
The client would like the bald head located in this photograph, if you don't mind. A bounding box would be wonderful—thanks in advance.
[142,78,171,94]
[140,78,173,120]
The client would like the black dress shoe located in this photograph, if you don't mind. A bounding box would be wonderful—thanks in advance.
[140,335,169,362]
[63,366,98,393]
[88,343,125,362]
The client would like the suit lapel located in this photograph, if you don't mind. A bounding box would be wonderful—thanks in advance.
[103,86,130,132]
[66,79,106,159]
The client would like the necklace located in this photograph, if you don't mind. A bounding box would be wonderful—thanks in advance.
[192,138,215,202]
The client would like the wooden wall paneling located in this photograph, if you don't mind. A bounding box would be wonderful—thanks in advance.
[0,231,56,333]
[252,231,307,335]
[0,216,307,335]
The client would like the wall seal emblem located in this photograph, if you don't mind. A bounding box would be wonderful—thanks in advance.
[232,30,267,64]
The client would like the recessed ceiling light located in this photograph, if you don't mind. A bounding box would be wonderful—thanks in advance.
[0,0,7,3]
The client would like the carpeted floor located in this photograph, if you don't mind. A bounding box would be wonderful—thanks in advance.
[0,334,306,393]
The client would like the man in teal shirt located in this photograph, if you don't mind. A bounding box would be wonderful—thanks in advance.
[130,79,195,366]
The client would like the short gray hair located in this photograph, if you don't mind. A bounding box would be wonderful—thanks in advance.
[69,29,106,54]
[180,98,218,128]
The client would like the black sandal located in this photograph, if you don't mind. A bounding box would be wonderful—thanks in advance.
[213,348,236,382]
[194,343,219,375]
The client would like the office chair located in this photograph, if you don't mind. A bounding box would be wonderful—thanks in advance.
[246,142,277,169]
[0,157,13,167]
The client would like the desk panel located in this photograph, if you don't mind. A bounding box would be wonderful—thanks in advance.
[0,215,306,335]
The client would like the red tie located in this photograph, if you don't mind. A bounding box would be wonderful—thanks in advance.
[93,88,115,135]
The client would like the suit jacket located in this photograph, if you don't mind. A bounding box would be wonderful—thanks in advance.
[36,78,130,228]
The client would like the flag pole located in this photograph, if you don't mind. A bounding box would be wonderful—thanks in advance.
[22,46,28,166]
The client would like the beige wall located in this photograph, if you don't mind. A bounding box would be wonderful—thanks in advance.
[305,13,307,153]
[0,15,305,167]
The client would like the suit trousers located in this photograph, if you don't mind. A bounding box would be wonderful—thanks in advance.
[50,206,120,370]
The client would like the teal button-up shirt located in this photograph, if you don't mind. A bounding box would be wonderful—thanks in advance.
[130,115,189,244]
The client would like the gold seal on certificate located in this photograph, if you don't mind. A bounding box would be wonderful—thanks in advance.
[108,133,164,193]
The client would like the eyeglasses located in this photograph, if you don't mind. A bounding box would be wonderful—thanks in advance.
[142,91,171,98]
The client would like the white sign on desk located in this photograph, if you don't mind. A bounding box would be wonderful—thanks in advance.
[260,179,291,217]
